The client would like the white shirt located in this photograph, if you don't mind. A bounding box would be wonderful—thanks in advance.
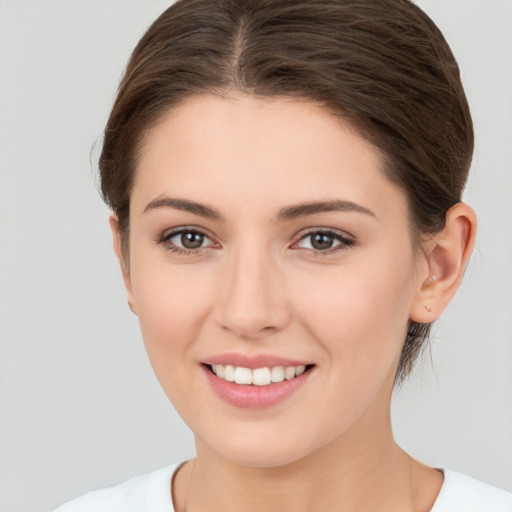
[53,463,512,511]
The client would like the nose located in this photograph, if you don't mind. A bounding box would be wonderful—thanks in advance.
[215,245,291,340]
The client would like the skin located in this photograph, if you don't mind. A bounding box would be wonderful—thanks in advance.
[111,93,476,511]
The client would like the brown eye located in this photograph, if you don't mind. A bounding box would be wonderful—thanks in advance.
[158,228,217,254]
[293,229,354,254]
[310,233,335,250]
[180,231,204,249]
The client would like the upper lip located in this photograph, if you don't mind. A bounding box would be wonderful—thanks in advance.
[203,353,312,369]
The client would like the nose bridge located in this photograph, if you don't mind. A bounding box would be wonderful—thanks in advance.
[216,236,289,339]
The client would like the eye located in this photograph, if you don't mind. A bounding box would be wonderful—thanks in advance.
[157,227,219,255]
[292,229,354,254]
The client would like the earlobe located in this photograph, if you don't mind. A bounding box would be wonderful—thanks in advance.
[410,203,477,324]
[109,215,137,315]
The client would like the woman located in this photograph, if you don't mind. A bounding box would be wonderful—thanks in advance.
[54,0,512,510]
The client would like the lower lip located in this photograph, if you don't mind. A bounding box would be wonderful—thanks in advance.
[202,365,313,409]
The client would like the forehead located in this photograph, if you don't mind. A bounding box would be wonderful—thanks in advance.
[133,93,407,219]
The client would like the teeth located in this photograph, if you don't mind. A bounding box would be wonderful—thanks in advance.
[284,366,296,380]
[271,366,284,383]
[253,367,272,386]
[210,364,308,386]
[212,364,225,379]
[234,367,252,385]
[224,365,235,382]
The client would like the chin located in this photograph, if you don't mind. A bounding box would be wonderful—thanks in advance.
[214,443,308,469]
[195,423,330,469]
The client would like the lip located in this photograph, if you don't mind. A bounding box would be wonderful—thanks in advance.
[203,352,311,370]
[201,357,314,409]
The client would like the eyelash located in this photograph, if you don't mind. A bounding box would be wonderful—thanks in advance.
[156,227,216,256]
[156,228,355,256]
[292,229,355,256]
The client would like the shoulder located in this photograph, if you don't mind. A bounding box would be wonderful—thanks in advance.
[52,463,181,512]
[432,469,512,512]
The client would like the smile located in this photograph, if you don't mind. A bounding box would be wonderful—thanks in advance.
[209,364,307,386]
[202,360,315,409]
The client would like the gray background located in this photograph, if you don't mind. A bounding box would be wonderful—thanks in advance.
[0,1,511,510]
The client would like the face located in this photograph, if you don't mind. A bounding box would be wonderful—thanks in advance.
[118,93,425,468]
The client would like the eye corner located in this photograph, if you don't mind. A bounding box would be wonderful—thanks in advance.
[291,228,356,255]
[155,226,221,255]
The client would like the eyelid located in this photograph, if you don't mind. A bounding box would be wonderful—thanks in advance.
[156,226,220,254]
[155,226,355,256]
[290,228,355,255]
[160,226,213,242]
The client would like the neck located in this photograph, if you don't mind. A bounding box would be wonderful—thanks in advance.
[173,409,442,512]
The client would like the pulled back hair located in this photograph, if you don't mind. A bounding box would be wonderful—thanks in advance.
[99,0,473,384]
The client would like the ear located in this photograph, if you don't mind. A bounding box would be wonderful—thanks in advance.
[109,215,137,315]
[410,203,477,323]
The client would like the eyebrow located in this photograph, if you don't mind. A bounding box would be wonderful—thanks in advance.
[143,196,375,222]
[144,196,223,220]
[276,199,375,221]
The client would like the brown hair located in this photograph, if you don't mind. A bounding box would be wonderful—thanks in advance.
[99,0,473,383]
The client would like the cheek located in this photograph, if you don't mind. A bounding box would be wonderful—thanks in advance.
[130,262,221,424]
[130,257,215,367]
[291,256,415,376]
